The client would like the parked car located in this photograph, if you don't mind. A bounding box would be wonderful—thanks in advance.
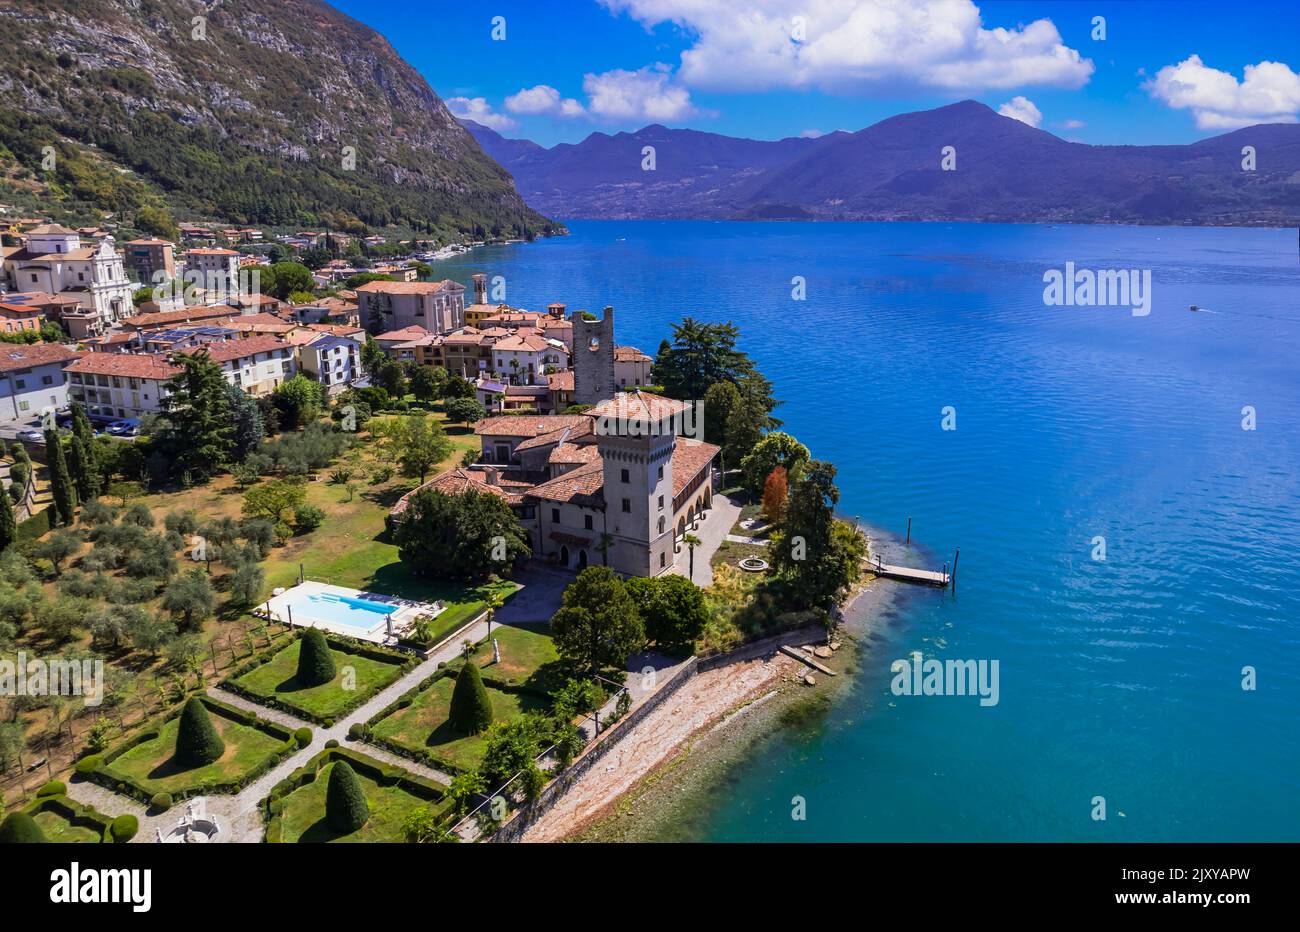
[15,428,44,443]
[105,418,141,437]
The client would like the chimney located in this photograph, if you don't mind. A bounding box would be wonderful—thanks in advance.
[472,272,487,306]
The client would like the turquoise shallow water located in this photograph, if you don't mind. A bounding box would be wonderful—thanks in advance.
[436,220,1300,841]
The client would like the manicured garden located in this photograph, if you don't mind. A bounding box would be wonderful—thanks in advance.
[367,673,549,773]
[463,622,562,691]
[89,696,296,803]
[263,747,451,843]
[227,632,410,723]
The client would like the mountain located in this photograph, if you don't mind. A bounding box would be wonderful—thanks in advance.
[465,101,1300,225]
[464,120,837,220]
[0,0,555,239]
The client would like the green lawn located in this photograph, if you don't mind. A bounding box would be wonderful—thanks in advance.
[32,809,103,843]
[370,675,549,772]
[461,623,562,692]
[276,760,449,843]
[101,714,287,797]
[231,639,406,720]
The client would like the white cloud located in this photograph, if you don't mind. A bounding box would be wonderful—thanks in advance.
[1146,55,1300,129]
[446,97,516,131]
[599,0,1093,93]
[997,95,1042,127]
[583,65,698,121]
[800,128,825,138]
[505,84,587,117]
[1059,118,1085,129]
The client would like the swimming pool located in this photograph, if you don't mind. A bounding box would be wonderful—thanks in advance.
[297,592,396,631]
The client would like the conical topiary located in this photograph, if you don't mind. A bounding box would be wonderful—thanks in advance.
[325,760,369,833]
[448,662,493,735]
[296,628,336,687]
[174,697,224,768]
[0,810,47,843]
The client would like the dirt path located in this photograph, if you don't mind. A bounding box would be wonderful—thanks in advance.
[521,652,803,842]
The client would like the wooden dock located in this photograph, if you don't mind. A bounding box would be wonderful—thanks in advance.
[865,560,951,588]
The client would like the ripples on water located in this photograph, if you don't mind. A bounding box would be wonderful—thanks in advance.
[437,221,1300,841]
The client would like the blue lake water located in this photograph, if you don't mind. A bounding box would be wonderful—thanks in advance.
[436,220,1300,841]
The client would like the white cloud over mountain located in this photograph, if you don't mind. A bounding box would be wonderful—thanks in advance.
[599,0,1093,92]
[998,96,1042,127]
[446,96,516,131]
[1146,55,1300,129]
[505,85,587,117]
[583,65,698,121]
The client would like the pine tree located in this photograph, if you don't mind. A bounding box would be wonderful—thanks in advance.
[174,697,224,768]
[0,810,47,843]
[325,760,369,833]
[448,662,493,735]
[295,628,336,686]
[70,402,99,487]
[44,430,77,526]
[0,495,15,554]
[155,351,234,482]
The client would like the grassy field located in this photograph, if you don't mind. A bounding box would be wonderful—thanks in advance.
[461,622,562,692]
[100,713,287,797]
[32,809,103,842]
[370,675,549,773]
[230,638,406,720]
[276,759,449,843]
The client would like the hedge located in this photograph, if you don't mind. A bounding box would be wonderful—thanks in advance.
[260,746,449,843]
[87,695,297,806]
[221,630,415,727]
[110,814,139,843]
[16,505,51,542]
[36,780,66,798]
[19,793,116,843]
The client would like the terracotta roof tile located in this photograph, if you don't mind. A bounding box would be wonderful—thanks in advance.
[0,342,80,373]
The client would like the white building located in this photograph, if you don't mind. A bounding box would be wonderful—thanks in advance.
[354,280,465,334]
[296,333,362,396]
[2,225,134,327]
[64,352,179,420]
[491,332,569,385]
[203,336,297,396]
[0,343,79,420]
[180,248,241,294]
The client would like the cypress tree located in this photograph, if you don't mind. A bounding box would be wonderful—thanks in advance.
[325,760,369,833]
[0,496,15,554]
[0,810,47,843]
[67,434,93,502]
[295,628,336,686]
[70,403,99,488]
[43,430,76,526]
[174,697,224,768]
[448,662,493,735]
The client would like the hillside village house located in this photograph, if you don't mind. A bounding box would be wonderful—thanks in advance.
[294,332,362,395]
[492,331,569,385]
[203,335,297,396]
[123,239,177,284]
[0,297,46,334]
[180,247,241,292]
[355,279,465,334]
[614,345,653,388]
[0,225,134,328]
[0,343,79,419]
[64,352,179,420]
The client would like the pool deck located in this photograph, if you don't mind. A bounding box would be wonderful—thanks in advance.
[256,581,444,645]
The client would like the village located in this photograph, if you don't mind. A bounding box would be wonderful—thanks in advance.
[0,213,867,845]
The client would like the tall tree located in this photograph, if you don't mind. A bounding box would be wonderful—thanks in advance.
[376,415,451,483]
[271,374,325,431]
[702,380,739,461]
[393,488,530,582]
[222,381,264,462]
[70,402,99,488]
[769,460,864,609]
[156,351,233,481]
[652,318,780,425]
[551,566,646,672]
[44,429,77,525]
[67,433,100,501]
[741,431,810,496]
[0,494,15,554]
[762,465,789,526]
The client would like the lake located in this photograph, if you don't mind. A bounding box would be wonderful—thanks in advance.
[435,220,1300,841]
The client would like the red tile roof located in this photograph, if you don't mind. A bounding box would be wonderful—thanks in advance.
[0,342,80,373]
[64,352,179,380]
[671,437,721,497]
[546,370,575,392]
[355,280,462,295]
[474,414,591,438]
[185,335,289,364]
[389,467,516,516]
[524,461,605,506]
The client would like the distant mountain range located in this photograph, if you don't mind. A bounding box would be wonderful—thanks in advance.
[463,101,1300,225]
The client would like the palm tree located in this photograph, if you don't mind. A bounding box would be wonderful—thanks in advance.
[596,532,615,567]
[683,533,702,581]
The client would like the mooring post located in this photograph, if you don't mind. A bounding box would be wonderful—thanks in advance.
[906,517,912,545]
[951,548,960,588]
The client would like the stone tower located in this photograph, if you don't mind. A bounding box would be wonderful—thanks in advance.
[471,272,487,305]
[593,393,678,577]
[572,305,616,406]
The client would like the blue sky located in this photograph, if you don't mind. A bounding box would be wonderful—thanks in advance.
[331,1,1300,148]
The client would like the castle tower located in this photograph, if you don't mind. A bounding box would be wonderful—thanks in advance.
[572,305,616,406]
[472,272,487,305]
[591,391,682,576]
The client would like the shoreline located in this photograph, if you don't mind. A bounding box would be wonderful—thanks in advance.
[522,529,909,843]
